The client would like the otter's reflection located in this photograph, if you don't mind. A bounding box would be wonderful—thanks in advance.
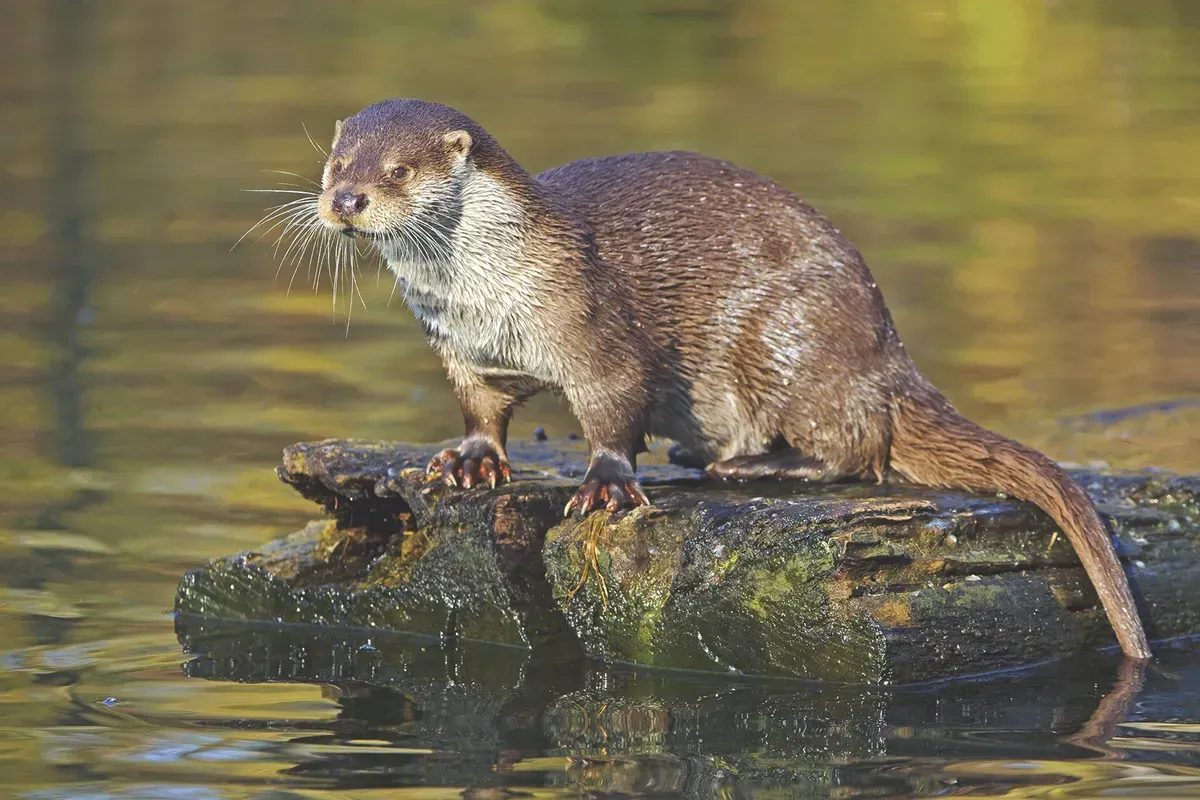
[176,616,1149,794]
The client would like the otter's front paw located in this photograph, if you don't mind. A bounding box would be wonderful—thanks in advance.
[564,456,650,516]
[426,443,511,489]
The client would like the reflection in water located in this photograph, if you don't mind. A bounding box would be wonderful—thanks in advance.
[45,0,95,470]
[161,620,1195,795]
[1,0,1200,796]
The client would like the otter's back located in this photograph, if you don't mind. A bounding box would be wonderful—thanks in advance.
[535,151,902,461]
[535,151,894,360]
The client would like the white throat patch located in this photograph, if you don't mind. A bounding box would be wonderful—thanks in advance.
[378,164,549,378]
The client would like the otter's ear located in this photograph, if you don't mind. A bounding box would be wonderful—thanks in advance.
[443,130,473,163]
[331,119,344,149]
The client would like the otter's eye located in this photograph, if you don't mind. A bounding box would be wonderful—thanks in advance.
[330,161,343,175]
[389,165,410,181]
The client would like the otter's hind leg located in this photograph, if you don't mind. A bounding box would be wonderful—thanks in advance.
[705,449,845,482]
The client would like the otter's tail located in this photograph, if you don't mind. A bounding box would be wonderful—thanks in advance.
[888,382,1150,660]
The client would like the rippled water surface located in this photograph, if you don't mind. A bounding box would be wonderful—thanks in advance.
[2,1,1200,797]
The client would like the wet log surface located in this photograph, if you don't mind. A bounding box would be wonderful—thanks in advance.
[175,438,1200,683]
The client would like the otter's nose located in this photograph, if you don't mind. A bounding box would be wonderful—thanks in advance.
[332,190,369,217]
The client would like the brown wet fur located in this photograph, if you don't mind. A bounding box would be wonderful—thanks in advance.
[319,99,1150,660]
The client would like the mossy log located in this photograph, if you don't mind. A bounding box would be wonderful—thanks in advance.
[175,438,1200,682]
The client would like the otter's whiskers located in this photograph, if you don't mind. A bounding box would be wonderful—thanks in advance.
[237,185,370,332]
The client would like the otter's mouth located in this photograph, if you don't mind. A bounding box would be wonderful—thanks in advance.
[340,227,379,240]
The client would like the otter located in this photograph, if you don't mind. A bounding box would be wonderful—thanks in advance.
[308,98,1149,660]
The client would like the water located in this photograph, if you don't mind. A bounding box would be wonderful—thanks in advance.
[2,0,1199,796]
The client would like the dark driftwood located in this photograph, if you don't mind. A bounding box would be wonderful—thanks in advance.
[175,438,1200,682]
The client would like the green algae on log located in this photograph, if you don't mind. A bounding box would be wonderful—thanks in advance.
[174,438,1200,682]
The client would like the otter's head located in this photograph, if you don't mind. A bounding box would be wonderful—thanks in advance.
[317,99,505,245]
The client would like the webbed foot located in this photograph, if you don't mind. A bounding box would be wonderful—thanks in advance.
[564,453,650,516]
[706,449,837,482]
[426,438,511,489]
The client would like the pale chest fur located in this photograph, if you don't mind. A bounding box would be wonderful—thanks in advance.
[378,168,555,382]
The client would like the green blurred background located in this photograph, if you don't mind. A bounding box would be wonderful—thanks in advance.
[0,0,1198,793]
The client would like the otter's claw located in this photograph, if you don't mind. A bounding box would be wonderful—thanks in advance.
[426,447,510,490]
[564,477,650,517]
